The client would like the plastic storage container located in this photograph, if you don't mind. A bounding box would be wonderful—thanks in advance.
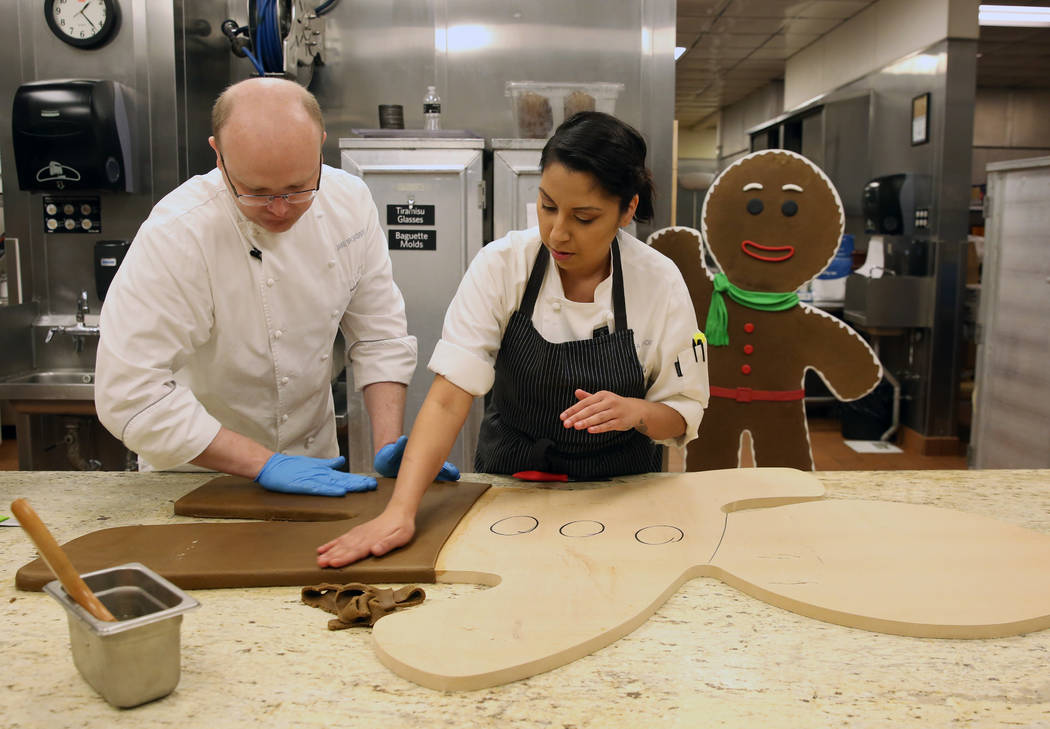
[811,233,855,304]
[505,82,625,139]
[44,562,200,708]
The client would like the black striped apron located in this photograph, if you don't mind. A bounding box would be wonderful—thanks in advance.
[474,239,662,479]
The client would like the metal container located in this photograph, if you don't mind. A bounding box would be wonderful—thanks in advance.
[843,274,936,329]
[43,562,200,708]
[377,104,404,130]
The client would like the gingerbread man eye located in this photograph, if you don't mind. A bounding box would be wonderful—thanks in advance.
[782,200,799,217]
[746,198,764,215]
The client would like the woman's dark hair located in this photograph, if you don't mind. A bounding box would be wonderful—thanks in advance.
[540,111,655,223]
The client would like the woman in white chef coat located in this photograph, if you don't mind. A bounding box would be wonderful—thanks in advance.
[317,111,709,567]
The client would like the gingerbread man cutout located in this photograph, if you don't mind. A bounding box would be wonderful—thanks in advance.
[651,150,881,470]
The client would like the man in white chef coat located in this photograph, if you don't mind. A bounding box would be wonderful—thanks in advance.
[95,77,418,495]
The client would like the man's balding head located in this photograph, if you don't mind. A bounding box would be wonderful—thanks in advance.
[211,77,324,148]
[208,78,327,233]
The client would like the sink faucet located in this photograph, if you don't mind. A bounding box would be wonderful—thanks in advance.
[45,290,101,352]
[76,290,90,324]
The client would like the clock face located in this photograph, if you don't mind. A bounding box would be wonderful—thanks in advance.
[45,0,120,49]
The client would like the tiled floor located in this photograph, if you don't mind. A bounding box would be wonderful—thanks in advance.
[803,416,966,470]
[0,417,968,472]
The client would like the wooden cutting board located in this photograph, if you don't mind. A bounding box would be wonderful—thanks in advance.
[371,468,1050,690]
[15,476,489,590]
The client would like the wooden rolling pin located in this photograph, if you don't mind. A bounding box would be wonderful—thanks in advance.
[11,498,117,622]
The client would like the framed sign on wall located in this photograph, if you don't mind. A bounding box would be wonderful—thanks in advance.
[911,93,930,146]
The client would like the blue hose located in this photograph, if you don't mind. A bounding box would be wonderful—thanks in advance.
[245,0,336,75]
[255,0,284,74]
[242,46,266,75]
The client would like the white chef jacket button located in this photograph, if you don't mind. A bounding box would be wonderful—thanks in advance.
[281,414,289,423]
[306,437,315,447]
[552,301,562,312]
[274,330,282,340]
[281,376,289,385]
[331,310,339,318]
[321,353,329,361]
[266,278,275,287]
[328,260,335,268]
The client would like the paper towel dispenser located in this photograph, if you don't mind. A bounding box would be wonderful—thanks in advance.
[862,173,930,236]
[12,79,135,193]
[94,240,131,301]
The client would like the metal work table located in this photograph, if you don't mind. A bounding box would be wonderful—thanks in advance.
[2,469,1049,728]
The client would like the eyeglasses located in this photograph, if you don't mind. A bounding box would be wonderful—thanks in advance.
[219,152,322,207]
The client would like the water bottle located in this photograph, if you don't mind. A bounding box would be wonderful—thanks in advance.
[423,85,441,131]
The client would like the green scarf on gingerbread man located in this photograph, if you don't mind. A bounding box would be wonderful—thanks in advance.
[704,272,799,346]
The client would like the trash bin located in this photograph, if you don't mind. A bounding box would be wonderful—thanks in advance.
[838,378,894,441]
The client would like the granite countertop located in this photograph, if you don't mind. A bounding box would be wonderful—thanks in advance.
[2,469,1049,728]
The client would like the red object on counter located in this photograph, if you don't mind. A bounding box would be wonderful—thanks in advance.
[512,471,569,482]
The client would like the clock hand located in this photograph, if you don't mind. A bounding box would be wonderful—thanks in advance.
[76,4,98,31]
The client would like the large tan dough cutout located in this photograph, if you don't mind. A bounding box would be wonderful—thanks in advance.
[372,468,1050,691]
[711,498,1050,639]
[373,468,824,690]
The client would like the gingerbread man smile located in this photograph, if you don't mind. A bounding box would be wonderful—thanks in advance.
[741,239,796,262]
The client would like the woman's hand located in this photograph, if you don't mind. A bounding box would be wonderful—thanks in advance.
[560,389,649,435]
[316,508,415,568]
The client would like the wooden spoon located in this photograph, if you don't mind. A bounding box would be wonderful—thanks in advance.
[11,498,117,622]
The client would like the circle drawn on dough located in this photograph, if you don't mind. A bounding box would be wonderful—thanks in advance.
[635,525,684,545]
[559,520,605,538]
[490,515,539,536]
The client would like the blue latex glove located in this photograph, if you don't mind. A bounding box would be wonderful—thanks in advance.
[255,453,377,496]
[373,435,461,482]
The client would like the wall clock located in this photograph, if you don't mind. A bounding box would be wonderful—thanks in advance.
[45,0,121,49]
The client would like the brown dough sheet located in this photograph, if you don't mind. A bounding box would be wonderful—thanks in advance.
[16,477,489,591]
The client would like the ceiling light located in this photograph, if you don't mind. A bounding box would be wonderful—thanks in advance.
[885,52,944,75]
[978,4,1050,27]
[435,24,494,53]
[675,46,687,61]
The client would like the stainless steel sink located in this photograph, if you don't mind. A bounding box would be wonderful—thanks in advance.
[843,274,936,329]
[8,370,95,384]
[0,370,96,400]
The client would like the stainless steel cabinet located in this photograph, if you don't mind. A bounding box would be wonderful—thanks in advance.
[971,156,1050,468]
[492,139,545,241]
[340,137,484,471]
